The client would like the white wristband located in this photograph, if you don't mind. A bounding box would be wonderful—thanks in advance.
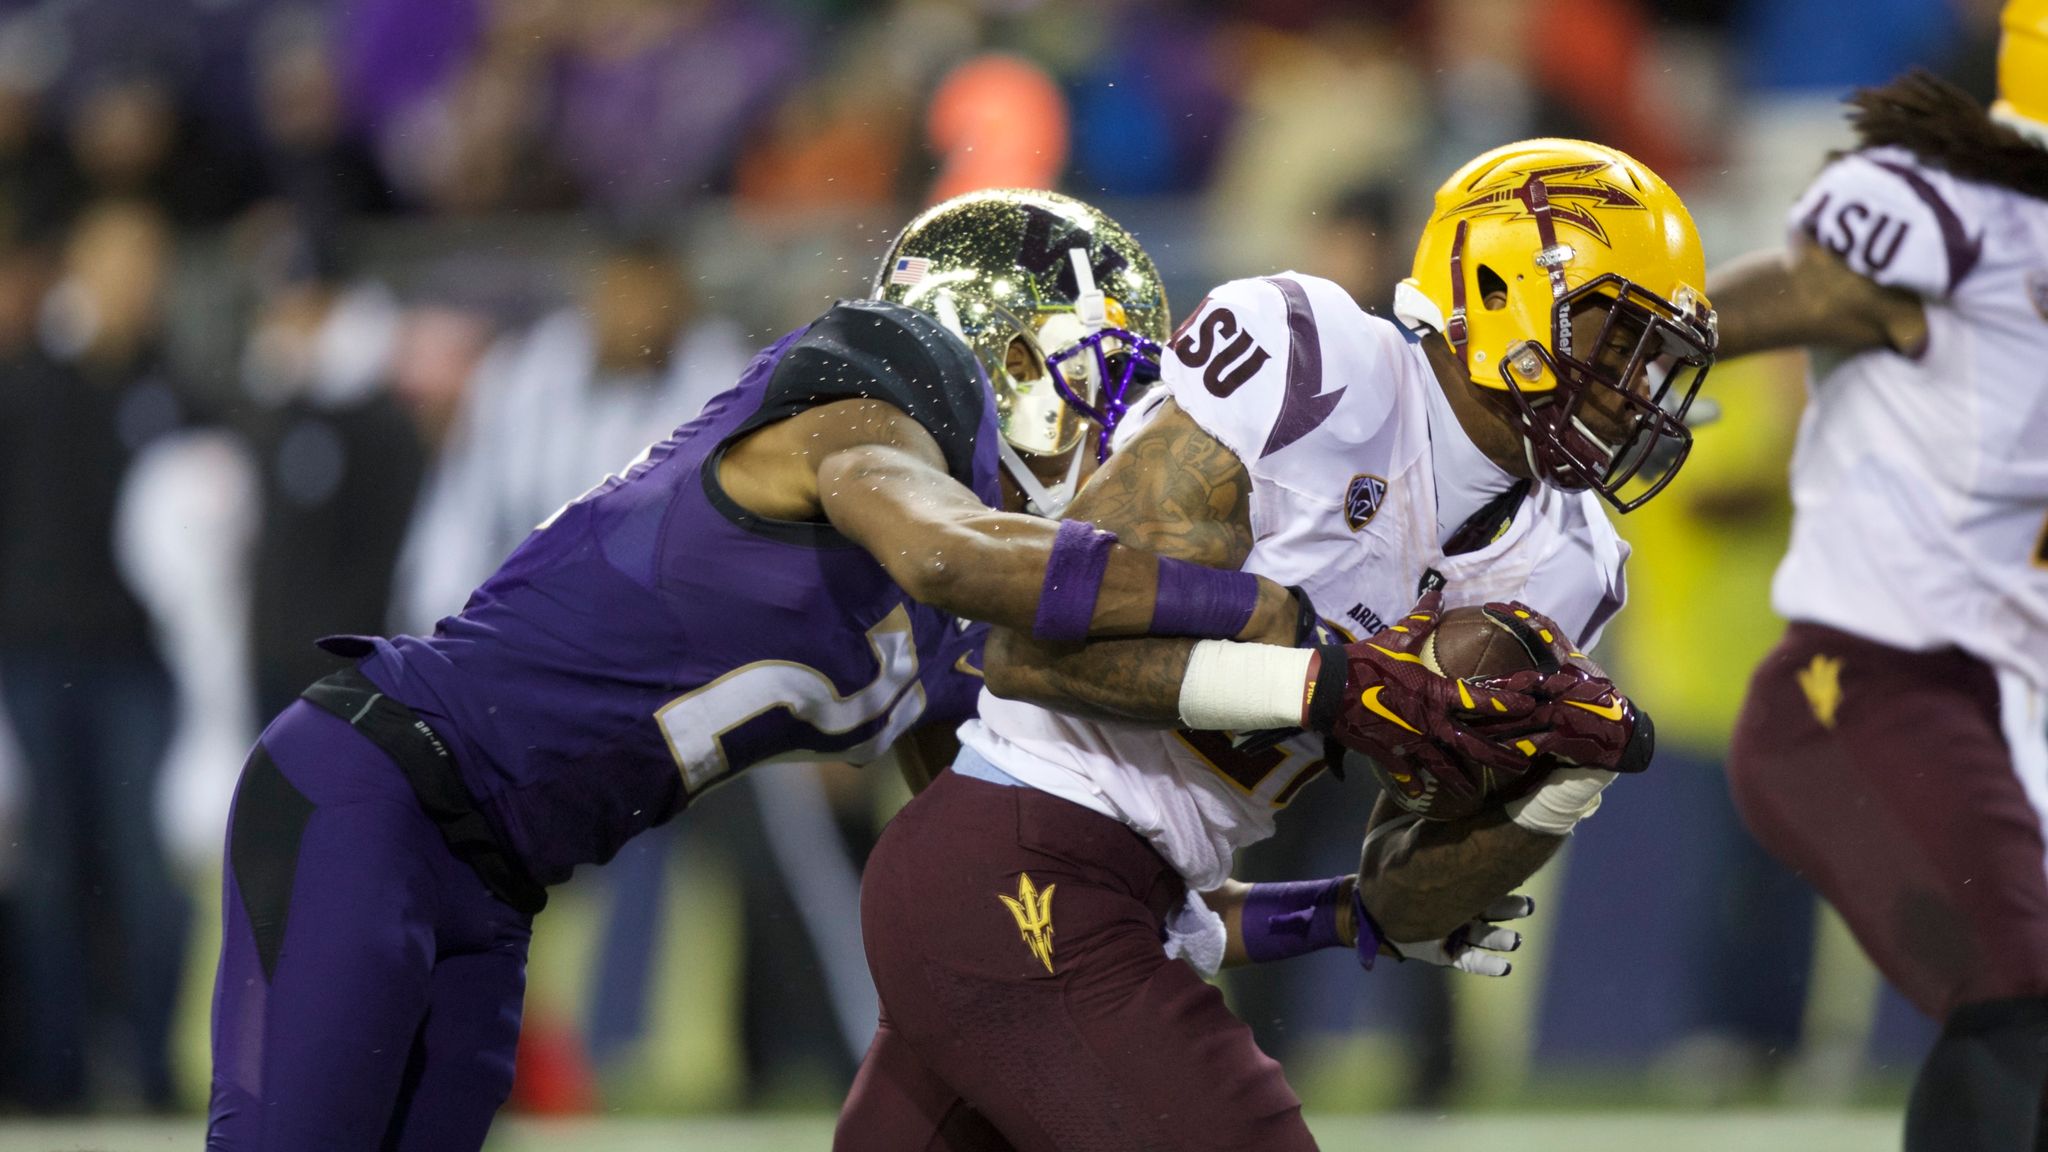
[1505,767,1618,836]
[1177,640,1315,731]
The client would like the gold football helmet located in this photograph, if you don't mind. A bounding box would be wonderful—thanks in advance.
[1395,138,1717,511]
[1996,0,2048,139]
[873,188,1169,516]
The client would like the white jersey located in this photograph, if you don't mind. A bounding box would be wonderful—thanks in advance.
[1774,145,2048,692]
[961,273,1629,890]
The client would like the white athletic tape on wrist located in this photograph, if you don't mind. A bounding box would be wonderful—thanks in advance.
[1505,766,1617,836]
[1177,641,1316,732]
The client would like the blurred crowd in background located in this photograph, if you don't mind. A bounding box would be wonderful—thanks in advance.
[0,0,2008,1120]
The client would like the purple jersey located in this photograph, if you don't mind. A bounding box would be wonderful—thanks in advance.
[343,301,1000,885]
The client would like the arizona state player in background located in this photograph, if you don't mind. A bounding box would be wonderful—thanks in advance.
[1711,8,2048,1150]
[838,138,1707,1151]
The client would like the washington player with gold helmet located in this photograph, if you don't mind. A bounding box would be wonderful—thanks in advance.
[871,188,1172,518]
[1711,7,2048,1148]
[837,140,1713,1151]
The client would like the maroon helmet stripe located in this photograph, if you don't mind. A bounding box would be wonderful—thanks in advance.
[1446,219,1470,358]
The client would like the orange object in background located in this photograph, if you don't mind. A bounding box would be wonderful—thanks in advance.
[926,54,1069,203]
[508,1005,599,1115]
[1532,0,1689,177]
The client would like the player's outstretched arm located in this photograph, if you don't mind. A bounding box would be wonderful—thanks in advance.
[978,399,1268,725]
[808,400,1297,644]
[1709,239,1928,360]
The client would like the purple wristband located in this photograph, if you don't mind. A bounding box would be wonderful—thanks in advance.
[1351,884,1381,971]
[1033,519,1119,643]
[1240,877,1348,964]
[1151,556,1259,639]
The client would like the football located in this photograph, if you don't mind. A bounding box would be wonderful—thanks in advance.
[1366,606,1548,821]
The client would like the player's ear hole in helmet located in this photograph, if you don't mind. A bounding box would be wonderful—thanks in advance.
[873,188,1170,517]
[1395,138,1718,512]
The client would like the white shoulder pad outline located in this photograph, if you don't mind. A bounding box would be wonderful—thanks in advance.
[1788,149,1984,300]
[1160,275,1346,466]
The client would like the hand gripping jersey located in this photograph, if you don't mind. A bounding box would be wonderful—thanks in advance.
[961,273,1628,890]
[341,300,998,885]
[1775,145,2048,693]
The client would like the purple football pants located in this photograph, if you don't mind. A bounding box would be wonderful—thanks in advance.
[207,701,533,1151]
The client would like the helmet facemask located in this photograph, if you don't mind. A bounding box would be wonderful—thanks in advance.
[1500,275,1715,511]
[930,247,1162,517]
[1043,314,1162,462]
[1036,245,1162,462]
[965,296,1161,517]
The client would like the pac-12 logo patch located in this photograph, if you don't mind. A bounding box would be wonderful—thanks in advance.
[1344,474,1388,532]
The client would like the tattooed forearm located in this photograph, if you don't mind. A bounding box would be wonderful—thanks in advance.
[1068,399,1254,567]
[982,629,1195,726]
[1355,795,1562,943]
[981,399,1260,720]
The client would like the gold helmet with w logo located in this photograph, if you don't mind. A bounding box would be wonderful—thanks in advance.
[1394,138,1717,511]
[872,189,1169,517]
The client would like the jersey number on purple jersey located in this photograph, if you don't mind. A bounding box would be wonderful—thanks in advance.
[655,604,929,796]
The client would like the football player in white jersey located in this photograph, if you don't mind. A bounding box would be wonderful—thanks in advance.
[836,138,1716,1151]
[1713,10,2048,1149]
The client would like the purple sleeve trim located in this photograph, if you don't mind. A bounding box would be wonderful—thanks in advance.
[1240,877,1348,964]
[1868,157,1984,296]
[1032,519,1119,643]
[1151,557,1259,639]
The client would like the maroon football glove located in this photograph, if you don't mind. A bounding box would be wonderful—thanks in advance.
[1307,590,1545,799]
[1473,602,1656,774]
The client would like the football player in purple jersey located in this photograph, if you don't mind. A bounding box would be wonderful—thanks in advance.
[205,190,1317,1152]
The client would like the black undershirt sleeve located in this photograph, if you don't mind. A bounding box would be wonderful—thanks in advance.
[740,298,990,490]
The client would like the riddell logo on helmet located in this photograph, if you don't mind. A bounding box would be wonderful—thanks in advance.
[1447,161,1647,247]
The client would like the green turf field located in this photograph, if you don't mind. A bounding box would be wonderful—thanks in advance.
[0,1111,1903,1152]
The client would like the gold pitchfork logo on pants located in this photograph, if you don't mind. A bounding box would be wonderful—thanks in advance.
[999,872,1056,973]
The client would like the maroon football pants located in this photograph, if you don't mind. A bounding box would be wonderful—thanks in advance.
[1729,623,2048,1020]
[834,769,1315,1152]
